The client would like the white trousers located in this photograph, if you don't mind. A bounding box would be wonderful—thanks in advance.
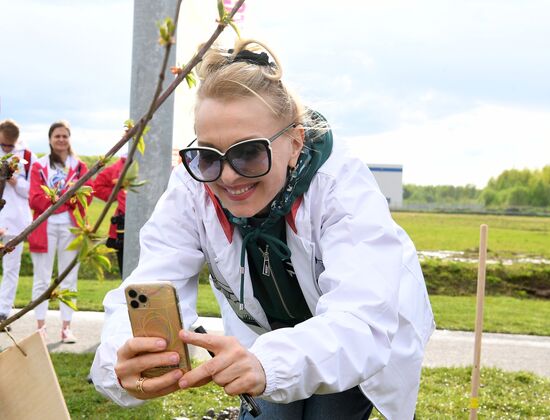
[31,223,79,322]
[0,242,24,316]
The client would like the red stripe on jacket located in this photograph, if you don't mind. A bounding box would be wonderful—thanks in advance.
[204,185,303,242]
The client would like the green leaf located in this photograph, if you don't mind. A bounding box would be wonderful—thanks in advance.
[129,180,147,188]
[78,236,92,259]
[166,17,175,35]
[95,254,112,272]
[142,125,151,138]
[68,227,81,235]
[74,186,92,211]
[66,234,84,251]
[79,185,93,195]
[128,182,149,193]
[58,296,78,311]
[77,193,88,210]
[89,232,103,242]
[97,155,108,166]
[157,18,175,46]
[228,20,241,38]
[89,260,105,281]
[185,72,197,89]
[217,0,225,20]
[73,207,84,228]
[137,136,145,155]
[40,185,56,200]
[124,119,135,130]
[126,160,139,180]
[59,290,78,299]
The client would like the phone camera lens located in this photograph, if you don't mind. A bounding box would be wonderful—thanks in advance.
[128,289,137,298]
[130,300,139,309]
[138,294,148,303]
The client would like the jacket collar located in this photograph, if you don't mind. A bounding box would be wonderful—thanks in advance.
[204,184,303,244]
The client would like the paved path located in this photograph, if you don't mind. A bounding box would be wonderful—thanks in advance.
[2,309,549,378]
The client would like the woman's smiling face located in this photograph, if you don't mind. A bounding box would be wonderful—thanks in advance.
[194,96,303,218]
[49,126,71,155]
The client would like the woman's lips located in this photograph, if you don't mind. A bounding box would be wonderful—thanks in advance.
[221,183,257,201]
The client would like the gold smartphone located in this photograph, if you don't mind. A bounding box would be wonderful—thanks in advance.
[125,282,192,378]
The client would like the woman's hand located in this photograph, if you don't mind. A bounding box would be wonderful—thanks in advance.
[114,337,184,400]
[178,331,266,396]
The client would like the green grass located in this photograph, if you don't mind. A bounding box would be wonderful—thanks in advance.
[87,198,116,238]
[416,366,550,418]
[430,295,550,335]
[14,277,550,336]
[54,353,239,419]
[393,212,550,258]
[53,353,550,419]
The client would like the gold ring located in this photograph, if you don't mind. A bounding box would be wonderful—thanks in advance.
[136,377,146,394]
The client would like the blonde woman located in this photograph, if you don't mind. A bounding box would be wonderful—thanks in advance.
[92,40,434,420]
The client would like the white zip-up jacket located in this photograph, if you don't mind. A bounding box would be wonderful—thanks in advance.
[0,146,37,236]
[91,144,435,419]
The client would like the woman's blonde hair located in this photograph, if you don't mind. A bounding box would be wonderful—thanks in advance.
[196,39,305,125]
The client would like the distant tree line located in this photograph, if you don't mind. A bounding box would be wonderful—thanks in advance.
[404,165,550,209]
[404,184,481,205]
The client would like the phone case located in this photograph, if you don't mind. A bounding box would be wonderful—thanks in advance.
[125,282,192,378]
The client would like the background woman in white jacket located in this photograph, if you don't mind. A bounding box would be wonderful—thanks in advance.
[0,119,37,329]
[92,39,434,420]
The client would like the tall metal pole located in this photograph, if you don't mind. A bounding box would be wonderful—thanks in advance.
[123,0,178,279]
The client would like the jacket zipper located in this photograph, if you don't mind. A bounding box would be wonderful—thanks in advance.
[262,245,295,319]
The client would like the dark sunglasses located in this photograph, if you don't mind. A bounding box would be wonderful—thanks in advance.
[179,122,296,182]
[1,143,16,149]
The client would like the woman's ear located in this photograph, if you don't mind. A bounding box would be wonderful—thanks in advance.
[288,125,305,168]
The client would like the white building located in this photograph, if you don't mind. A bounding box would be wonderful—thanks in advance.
[368,164,403,208]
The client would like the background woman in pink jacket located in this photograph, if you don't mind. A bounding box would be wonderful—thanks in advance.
[28,121,92,343]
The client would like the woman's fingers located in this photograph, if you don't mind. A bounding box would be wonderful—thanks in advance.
[116,350,180,379]
[178,357,218,388]
[179,330,229,354]
[178,331,266,395]
[115,336,185,401]
[127,369,184,400]
[217,356,266,396]
[117,337,167,360]
[223,373,265,397]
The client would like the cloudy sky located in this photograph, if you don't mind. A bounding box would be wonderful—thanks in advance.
[1,0,549,187]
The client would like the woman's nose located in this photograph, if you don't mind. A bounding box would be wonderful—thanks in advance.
[219,161,241,184]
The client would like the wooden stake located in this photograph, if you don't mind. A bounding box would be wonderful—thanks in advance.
[469,224,488,420]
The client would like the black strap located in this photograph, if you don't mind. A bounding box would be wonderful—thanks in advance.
[23,149,32,180]
[229,49,272,66]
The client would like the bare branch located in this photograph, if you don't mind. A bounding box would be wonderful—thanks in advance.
[0,0,247,332]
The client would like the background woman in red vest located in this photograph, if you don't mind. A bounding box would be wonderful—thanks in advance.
[93,155,126,278]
